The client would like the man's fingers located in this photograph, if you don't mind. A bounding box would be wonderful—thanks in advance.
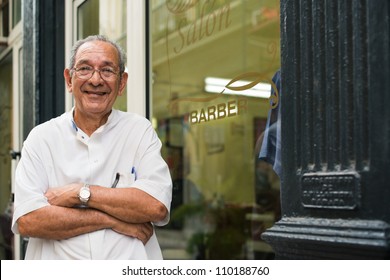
[139,223,153,244]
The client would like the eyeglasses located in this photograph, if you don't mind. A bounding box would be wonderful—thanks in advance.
[72,66,120,81]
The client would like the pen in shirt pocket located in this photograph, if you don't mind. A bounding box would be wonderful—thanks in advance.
[111,172,120,188]
[111,168,136,188]
[131,166,137,180]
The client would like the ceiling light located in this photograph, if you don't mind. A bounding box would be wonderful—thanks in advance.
[204,77,271,98]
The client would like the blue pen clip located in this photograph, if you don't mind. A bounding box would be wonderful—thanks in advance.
[131,166,137,180]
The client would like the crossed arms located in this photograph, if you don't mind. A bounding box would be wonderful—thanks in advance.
[17,183,168,244]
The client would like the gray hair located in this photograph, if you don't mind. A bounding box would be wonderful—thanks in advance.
[68,35,127,74]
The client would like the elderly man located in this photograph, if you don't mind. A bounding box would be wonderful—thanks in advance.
[11,35,172,259]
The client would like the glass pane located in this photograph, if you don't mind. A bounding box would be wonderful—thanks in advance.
[77,0,99,39]
[151,0,281,259]
[12,0,21,27]
[1,0,10,37]
[0,52,14,259]
[77,0,127,111]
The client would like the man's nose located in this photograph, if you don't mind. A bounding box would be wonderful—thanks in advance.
[89,69,104,84]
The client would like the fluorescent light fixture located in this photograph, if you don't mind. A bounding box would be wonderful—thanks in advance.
[204,77,271,98]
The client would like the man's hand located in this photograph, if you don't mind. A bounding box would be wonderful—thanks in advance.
[112,221,154,245]
[45,183,82,208]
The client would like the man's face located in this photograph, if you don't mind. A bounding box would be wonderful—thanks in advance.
[64,40,128,118]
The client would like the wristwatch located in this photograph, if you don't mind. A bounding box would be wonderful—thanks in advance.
[78,184,91,206]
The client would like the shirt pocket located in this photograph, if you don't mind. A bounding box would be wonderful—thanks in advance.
[116,172,136,188]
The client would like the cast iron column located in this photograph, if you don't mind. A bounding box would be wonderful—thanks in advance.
[262,0,390,259]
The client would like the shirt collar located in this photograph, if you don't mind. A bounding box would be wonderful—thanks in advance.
[70,107,78,132]
[69,107,119,134]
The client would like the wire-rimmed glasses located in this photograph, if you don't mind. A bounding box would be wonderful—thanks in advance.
[72,66,120,81]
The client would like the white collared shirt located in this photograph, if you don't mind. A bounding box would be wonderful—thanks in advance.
[12,109,172,259]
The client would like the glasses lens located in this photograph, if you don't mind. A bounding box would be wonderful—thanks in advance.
[100,68,116,79]
[79,68,92,77]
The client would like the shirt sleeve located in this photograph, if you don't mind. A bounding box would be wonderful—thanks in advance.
[131,122,173,227]
[11,129,50,234]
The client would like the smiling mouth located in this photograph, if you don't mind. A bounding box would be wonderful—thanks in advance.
[84,90,108,96]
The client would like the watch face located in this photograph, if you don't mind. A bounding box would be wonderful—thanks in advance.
[80,189,90,199]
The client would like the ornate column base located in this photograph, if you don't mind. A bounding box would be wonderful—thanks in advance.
[262,218,390,259]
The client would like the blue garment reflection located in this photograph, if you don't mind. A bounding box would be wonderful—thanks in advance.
[259,70,281,178]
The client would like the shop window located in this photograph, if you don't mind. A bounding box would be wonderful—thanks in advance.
[76,0,127,111]
[150,0,281,259]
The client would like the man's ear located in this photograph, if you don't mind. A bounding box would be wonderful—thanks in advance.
[118,72,128,96]
[64,69,73,92]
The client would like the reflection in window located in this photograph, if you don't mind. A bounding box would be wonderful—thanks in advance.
[76,0,127,111]
[151,0,281,259]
